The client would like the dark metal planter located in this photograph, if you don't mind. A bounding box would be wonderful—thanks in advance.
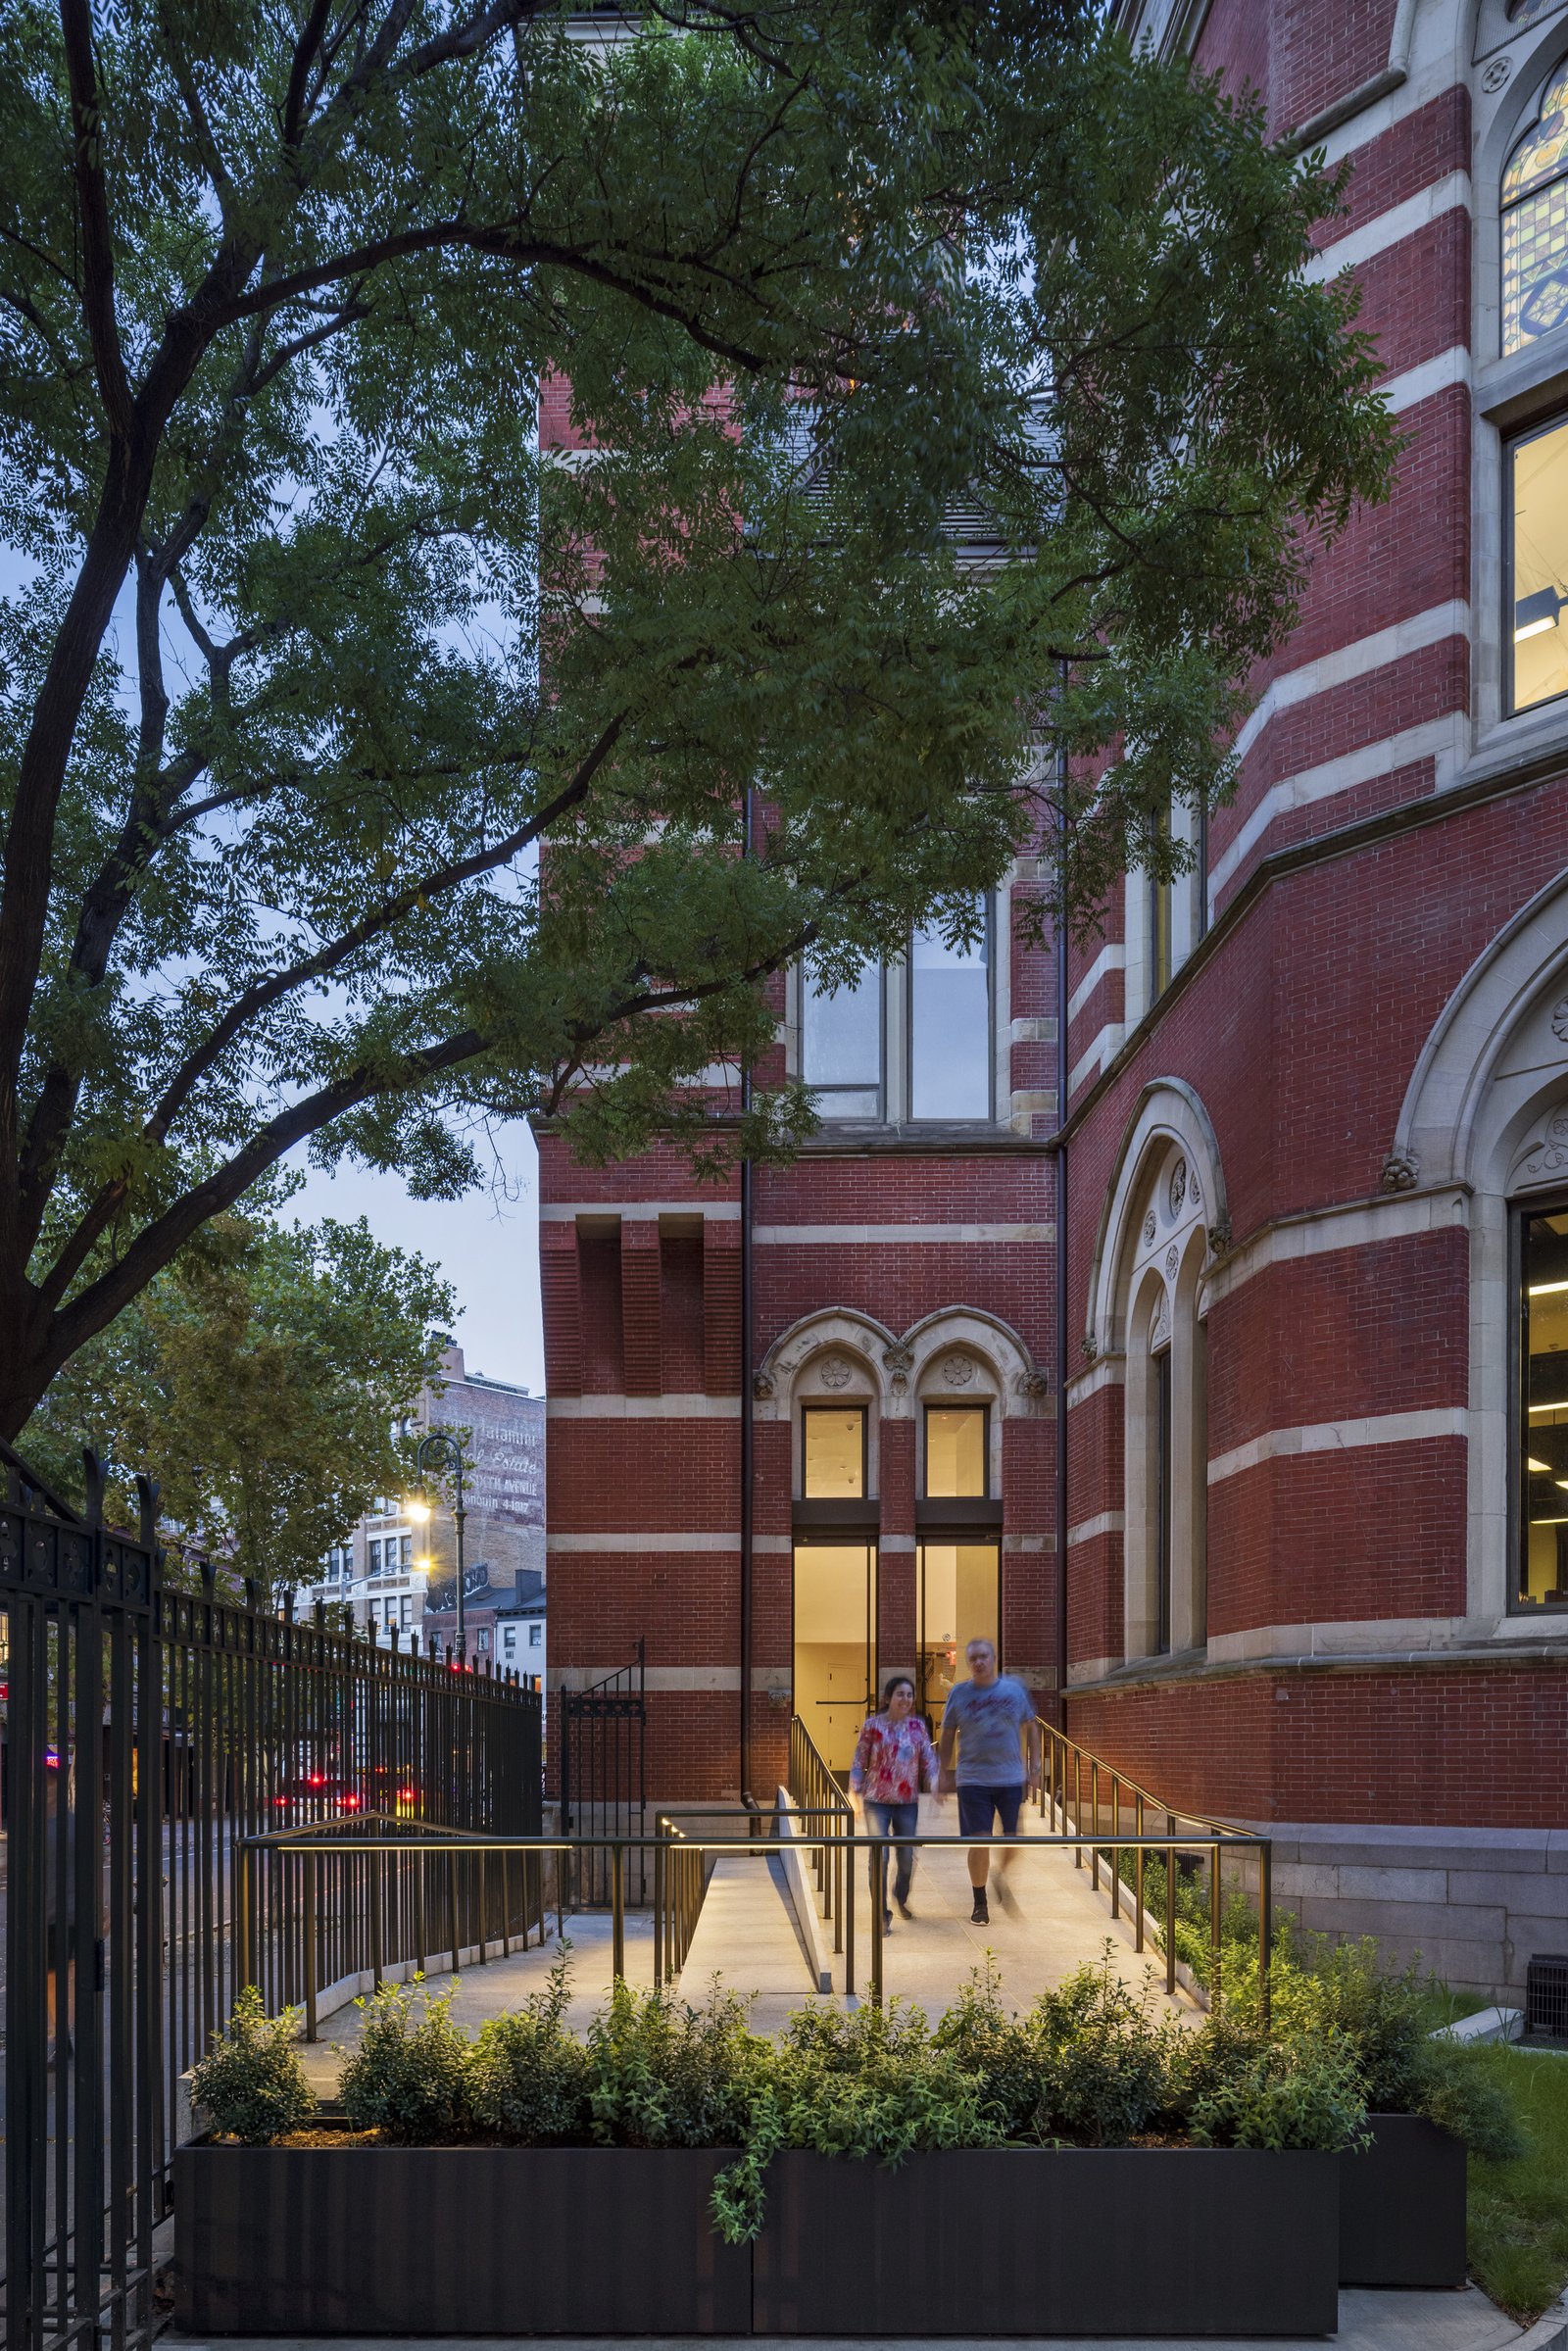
[1339,2114,1468,2288]
[177,2138,1341,2339]
[752,2147,1340,2338]
[173,2142,751,2336]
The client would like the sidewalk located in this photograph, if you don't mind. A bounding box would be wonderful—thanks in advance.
[162,2281,1568,2351]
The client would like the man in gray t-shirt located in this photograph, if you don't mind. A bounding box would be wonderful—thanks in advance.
[937,1639,1040,1926]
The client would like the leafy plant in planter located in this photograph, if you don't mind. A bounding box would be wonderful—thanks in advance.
[338,1979,473,2141]
[190,1985,315,2146]
[469,1948,590,2143]
[586,1974,767,2151]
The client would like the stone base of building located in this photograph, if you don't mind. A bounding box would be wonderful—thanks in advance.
[1260,1822,1568,2001]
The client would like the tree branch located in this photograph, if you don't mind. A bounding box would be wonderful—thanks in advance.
[60,0,132,435]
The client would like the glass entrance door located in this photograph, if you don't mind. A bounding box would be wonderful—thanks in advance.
[793,1543,875,1775]
[917,1542,1000,1737]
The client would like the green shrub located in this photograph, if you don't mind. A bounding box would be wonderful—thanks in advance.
[1028,1950,1179,2145]
[1190,2034,1370,2152]
[469,1947,591,2143]
[337,1979,473,2141]
[586,1975,766,2151]
[191,1985,316,2146]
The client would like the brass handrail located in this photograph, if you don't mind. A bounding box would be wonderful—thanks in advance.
[787,1714,857,1990]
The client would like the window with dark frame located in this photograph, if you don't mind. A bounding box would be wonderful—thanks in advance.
[800,964,883,1118]
[802,1403,867,1498]
[1517,1197,1568,1609]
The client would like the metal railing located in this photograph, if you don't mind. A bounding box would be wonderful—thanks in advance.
[0,1439,542,2351]
[560,1643,646,1904]
[787,1715,854,1954]
[1035,1717,1262,2009]
[243,1808,1272,2023]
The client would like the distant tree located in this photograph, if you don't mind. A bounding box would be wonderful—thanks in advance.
[0,0,1396,1435]
[22,1209,454,1594]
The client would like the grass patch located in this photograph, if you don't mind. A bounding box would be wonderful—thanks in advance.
[1466,2045,1568,2326]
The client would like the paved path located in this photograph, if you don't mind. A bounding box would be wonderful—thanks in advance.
[162,2281,1568,2351]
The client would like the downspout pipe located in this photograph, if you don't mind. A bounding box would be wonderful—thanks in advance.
[739,786,756,1807]
[1054,906,1069,1730]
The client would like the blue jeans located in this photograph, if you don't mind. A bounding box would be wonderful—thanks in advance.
[865,1800,919,1912]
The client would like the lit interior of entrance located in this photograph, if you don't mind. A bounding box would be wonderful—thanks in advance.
[793,1543,875,1773]
[917,1543,1000,1734]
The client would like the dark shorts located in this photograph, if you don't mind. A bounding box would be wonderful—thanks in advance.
[957,1783,1023,1838]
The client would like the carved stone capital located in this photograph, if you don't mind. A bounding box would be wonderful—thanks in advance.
[1380,1151,1419,1195]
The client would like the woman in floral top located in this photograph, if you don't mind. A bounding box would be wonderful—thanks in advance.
[850,1676,937,1929]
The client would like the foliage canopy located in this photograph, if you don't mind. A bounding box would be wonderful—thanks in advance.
[0,0,1395,1430]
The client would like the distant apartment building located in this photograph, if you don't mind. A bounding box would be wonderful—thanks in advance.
[304,1342,545,1654]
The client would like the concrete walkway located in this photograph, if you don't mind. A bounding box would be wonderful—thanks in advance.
[163,2281,1568,2351]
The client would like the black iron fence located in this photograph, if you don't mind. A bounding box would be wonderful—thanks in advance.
[0,1442,542,2351]
[559,1641,645,1903]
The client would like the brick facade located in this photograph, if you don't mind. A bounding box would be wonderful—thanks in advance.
[539,0,1568,1989]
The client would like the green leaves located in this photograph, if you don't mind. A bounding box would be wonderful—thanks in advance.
[0,0,1393,1426]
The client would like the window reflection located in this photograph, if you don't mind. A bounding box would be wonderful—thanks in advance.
[1511,416,1568,713]
[803,1405,865,1498]
[917,1542,1000,1732]
[801,966,882,1118]
[909,903,991,1120]
[924,1403,987,1496]
[1520,1200,1568,1608]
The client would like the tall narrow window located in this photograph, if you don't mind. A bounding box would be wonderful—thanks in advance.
[1502,64,1568,358]
[1153,1343,1173,1654]
[1509,413,1568,714]
[1517,1199,1568,1609]
[924,1403,988,1496]
[802,1405,866,1498]
[908,900,992,1120]
[801,967,883,1117]
[1146,807,1173,1001]
[1195,804,1210,946]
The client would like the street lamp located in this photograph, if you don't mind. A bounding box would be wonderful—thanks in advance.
[405,1430,469,1660]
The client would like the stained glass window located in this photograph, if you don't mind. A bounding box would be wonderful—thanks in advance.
[1503,66,1568,356]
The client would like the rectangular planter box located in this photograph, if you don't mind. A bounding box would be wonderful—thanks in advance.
[753,2147,1339,2337]
[1339,2114,1468,2288]
[173,2143,751,2335]
[176,2138,1340,2338]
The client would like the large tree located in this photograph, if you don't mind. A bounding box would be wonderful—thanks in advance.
[22,1204,454,1590]
[0,0,1394,1438]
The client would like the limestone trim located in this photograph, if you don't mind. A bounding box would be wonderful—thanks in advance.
[1200,1187,1470,1312]
[1205,1613,1568,1665]
[1069,1021,1122,1095]
[1065,1354,1127,1405]
[1061,1639,1568,1695]
[1207,712,1465,907]
[1301,172,1471,287]
[1230,602,1470,767]
[1086,1080,1227,1353]
[1206,1407,1469,1488]
[754,1221,1054,1245]
[1067,943,1125,1023]
[540,1200,741,1221]
[756,1302,1044,1435]
[1066,1509,1123,1548]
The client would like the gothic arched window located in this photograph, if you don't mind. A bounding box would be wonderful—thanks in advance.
[1502,63,1568,357]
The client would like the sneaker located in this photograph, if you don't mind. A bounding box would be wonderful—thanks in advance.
[996,1876,1020,1917]
[970,1890,990,1925]
[883,1908,894,1934]
[896,1897,914,1921]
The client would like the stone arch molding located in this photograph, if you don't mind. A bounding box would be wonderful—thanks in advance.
[1393,867,1568,1196]
[755,1304,1045,1422]
[1086,1078,1229,1356]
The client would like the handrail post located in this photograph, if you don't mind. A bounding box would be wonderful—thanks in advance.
[612,1841,625,1982]
[1258,1840,1273,2031]
[1164,1815,1177,1996]
[1109,1775,1121,1918]
[370,1848,384,1990]
[304,1854,318,2042]
[1134,1794,1145,1953]
[1074,1747,1082,1865]
[653,1831,665,1988]
[869,1840,884,2009]
[1209,1837,1223,2011]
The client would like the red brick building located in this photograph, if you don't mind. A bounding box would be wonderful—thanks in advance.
[540,0,1568,1994]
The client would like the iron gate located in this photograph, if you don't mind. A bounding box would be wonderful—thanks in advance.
[0,1441,543,2351]
[560,1642,646,1902]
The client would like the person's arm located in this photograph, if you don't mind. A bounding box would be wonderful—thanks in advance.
[849,1718,874,1803]
[936,1700,959,1793]
[917,1720,939,1792]
[1023,1698,1042,1793]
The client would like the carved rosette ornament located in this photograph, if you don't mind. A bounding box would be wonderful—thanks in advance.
[1164,1243,1181,1277]
[819,1355,853,1390]
[1168,1159,1188,1216]
[1142,1210,1157,1247]
[942,1354,978,1387]
[1553,994,1568,1048]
